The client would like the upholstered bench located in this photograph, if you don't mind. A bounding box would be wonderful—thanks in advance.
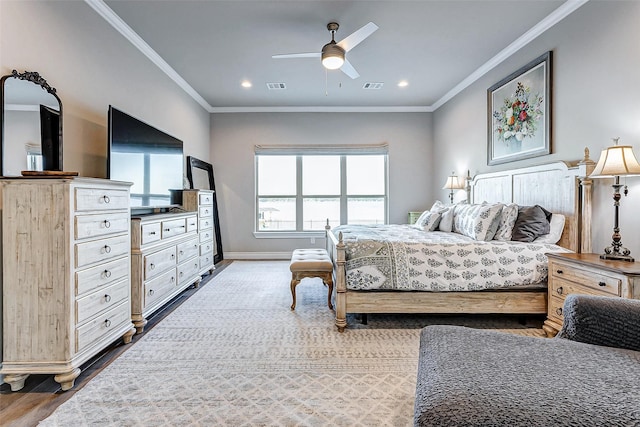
[290,248,334,310]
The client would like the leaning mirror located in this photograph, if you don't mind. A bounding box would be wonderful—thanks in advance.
[1,70,63,176]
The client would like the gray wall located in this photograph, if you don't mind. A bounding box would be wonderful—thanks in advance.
[433,1,640,257]
[1,1,211,176]
[211,112,433,256]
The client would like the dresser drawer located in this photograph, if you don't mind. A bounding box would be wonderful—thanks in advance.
[199,206,213,218]
[200,240,214,256]
[75,187,129,212]
[75,212,129,240]
[200,254,214,270]
[144,246,177,280]
[177,238,199,263]
[550,277,613,299]
[550,261,621,296]
[178,259,201,285]
[76,300,130,353]
[75,234,130,268]
[76,256,129,296]
[186,216,198,233]
[141,222,162,245]
[199,193,213,205]
[145,268,177,308]
[548,295,565,324]
[199,217,213,231]
[200,229,215,243]
[76,279,129,325]
[161,218,187,239]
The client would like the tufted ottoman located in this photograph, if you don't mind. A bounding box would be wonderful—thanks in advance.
[289,248,334,310]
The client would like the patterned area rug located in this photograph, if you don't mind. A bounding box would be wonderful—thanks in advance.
[39,261,545,427]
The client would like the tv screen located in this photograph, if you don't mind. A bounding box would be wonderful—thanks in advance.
[108,106,183,209]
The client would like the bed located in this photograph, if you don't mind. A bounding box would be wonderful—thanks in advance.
[325,156,596,331]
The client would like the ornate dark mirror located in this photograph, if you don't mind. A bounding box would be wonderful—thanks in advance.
[1,70,63,176]
[187,156,223,263]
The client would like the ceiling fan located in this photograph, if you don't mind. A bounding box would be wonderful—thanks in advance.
[272,22,378,79]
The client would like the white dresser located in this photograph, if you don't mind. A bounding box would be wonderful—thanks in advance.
[180,189,217,275]
[0,177,135,391]
[130,212,201,333]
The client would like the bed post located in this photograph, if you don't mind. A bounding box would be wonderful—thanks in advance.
[335,232,347,332]
[465,170,472,203]
[578,147,596,253]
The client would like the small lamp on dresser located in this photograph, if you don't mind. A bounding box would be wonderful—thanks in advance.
[442,172,465,204]
[589,138,640,261]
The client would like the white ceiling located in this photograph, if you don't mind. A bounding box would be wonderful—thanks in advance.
[93,0,585,112]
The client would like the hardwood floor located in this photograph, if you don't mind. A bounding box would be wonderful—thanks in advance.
[0,261,231,427]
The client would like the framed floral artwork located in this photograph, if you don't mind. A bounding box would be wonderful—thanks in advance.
[487,51,552,165]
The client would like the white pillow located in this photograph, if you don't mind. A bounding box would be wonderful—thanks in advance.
[453,203,504,241]
[430,200,447,212]
[413,210,442,231]
[493,203,519,241]
[438,207,455,232]
[534,214,565,244]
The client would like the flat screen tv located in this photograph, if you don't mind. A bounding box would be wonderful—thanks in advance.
[107,106,183,210]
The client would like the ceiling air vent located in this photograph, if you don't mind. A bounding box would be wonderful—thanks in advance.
[363,82,384,90]
[266,82,287,90]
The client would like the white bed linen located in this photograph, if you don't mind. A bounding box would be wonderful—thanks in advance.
[334,224,571,291]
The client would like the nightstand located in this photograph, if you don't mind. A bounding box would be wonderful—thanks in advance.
[408,211,424,225]
[543,253,640,337]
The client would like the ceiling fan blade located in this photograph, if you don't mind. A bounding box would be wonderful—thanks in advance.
[336,22,378,52]
[340,59,360,79]
[272,52,321,59]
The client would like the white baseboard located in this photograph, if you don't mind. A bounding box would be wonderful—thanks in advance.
[225,252,291,260]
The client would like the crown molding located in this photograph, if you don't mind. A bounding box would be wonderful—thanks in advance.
[87,0,588,114]
[431,0,589,110]
[84,0,213,112]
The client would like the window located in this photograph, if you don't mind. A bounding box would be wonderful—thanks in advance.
[255,146,387,232]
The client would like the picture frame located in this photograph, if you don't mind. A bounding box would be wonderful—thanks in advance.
[487,51,552,165]
[186,155,223,263]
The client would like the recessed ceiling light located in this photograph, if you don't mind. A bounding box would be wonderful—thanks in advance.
[398,80,409,88]
[241,80,252,88]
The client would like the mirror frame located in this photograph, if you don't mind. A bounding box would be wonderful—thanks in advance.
[186,155,223,263]
[1,70,63,176]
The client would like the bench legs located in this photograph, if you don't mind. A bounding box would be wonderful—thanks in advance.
[290,271,334,310]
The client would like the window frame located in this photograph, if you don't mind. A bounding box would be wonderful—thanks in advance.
[254,146,388,237]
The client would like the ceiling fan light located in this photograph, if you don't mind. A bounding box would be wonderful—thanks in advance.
[321,43,345,70]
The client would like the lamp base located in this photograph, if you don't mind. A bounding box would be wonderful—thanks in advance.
[599,253,635,262]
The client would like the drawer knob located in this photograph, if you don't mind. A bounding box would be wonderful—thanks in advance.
[150,263,155,270]
[102,245,112,254]
[164,228,171,232]
[205,221,210,226]
[103,219,111,228]
[194,263,199,268]
[171,254,176,260]
[104,319,112,327]
[556,286,563,295]
[179,272,184,277]
[556,269,563,274]
[598,281,606,287]
[171,277,175,283]
[179,250,184,255]
[150,231,156,235]
[102,269,112,279]
[102,195,111,204]
[205,209,209,214]
[180,225,186,229]
[104,294,112,303]
[149,289,154,296]
[556,307,563,316]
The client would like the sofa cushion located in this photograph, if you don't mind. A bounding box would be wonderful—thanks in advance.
[414,325,640,426]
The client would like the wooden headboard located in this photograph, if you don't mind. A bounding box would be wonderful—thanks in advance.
[468,157,595,252]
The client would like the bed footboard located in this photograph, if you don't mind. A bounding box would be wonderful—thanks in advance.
[326,223,347,332]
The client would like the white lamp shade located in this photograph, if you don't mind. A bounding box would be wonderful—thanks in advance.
[321,43,345,70]
[590,145,640,178]
[442,175,464,190]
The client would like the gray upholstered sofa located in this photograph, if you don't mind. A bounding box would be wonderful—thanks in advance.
[414,294,640,426]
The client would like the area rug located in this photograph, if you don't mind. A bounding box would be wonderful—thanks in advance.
[39,261,545,427]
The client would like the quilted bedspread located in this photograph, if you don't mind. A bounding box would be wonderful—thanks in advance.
[333,224,571,291]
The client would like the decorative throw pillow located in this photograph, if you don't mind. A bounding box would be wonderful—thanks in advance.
[430,200,447,212]
[511,205,552,242]
[493,203,519,241]
[437,207,455,232]
[534,214,566,244]
[413,210,442,231]
[453,203,504,241]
